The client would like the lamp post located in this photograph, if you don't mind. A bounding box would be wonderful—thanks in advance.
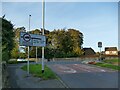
[27,14,31,76]
[42,0,45,73]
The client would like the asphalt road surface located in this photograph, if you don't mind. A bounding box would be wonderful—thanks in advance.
[7,61,118,88]
[47,61,118,88]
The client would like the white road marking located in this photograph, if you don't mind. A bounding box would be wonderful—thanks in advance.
[73,64,91,72]
[101,69,106,72]
[74,64,78,65]
[64,69,77,73]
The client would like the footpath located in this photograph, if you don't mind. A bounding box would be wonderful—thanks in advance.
[7,63,66,88]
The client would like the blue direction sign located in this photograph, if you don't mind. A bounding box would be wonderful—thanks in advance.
[20,32,46,47]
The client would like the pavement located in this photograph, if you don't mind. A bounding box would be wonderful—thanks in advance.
[7,63,66,88]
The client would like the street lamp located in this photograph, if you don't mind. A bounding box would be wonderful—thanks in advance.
[42,0,45,73]
[27,14,31,76]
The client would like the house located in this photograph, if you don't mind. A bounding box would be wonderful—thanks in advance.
[105,47,118,55]
[82,48,96,56]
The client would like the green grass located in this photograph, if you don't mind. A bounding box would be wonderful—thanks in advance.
[103,59,119,64]
[95,62,120,70]
[21,64,57,80]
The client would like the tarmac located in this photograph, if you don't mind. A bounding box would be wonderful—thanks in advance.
[7,63,66,88]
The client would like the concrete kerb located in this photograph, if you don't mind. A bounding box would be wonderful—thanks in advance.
[54,73,69,88]
[46,65,69,88]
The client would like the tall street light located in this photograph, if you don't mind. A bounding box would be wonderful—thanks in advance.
[27,14,31,75]
[42,0,45,73]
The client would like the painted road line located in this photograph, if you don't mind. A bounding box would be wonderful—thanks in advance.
[101,69,106,72]
[73,64,108,72]
[71,64,91,72]
[53,64,77,74]
[64,69,77,73]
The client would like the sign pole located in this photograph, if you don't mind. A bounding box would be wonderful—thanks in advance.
[27,15,31,76]
[27,46,29,75]
[36,47,37,64]
[100,47,101,61]
[42,0,45,73]
[98,42,102,61]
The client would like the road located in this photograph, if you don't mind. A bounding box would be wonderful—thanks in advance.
[47,61,118,88]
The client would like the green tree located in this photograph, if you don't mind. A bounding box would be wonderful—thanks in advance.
[47,28,84,57]
[2,17,15,61]
[11,27,27,59]
[68,29,83,56]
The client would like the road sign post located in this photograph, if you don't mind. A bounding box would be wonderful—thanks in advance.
[27,46,30,75]
[98,42,102,61]
[36,47,37,64]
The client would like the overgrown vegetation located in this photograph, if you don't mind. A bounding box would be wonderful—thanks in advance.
[2,17,15,62]
[103,59,119,65]
[21,64,57,80]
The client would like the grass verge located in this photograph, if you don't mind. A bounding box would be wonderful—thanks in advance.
[103,59,119,64]
[94,62,120,70]
[21,64,57,80]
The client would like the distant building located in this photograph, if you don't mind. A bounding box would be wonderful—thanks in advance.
[105,47,118,55]
[82,48,96,56]
[118,51,120,58]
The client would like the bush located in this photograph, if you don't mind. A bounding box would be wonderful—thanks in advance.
[2,49,10,62]
[7,60,18,64]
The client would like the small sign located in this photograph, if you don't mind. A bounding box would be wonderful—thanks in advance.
[98,42,102,48]
[23,33,31,42]
[20,32,46,47]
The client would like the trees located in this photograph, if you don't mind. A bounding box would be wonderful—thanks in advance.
[11,27,27,59]
[67,29,83,56]
[2,17,15,61]
[47,29,84,58]
[10,27,84,59]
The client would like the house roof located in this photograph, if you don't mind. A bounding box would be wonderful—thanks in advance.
[105,47,117,51]
[82,48,96,55]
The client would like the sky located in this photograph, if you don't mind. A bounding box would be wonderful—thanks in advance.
[1,1,118,52]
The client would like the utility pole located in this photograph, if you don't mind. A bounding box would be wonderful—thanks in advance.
[42,0,45,73]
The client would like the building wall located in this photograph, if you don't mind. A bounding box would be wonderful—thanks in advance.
[105,51,118,55]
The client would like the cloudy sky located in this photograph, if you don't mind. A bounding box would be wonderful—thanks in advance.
[1,1,118,52]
